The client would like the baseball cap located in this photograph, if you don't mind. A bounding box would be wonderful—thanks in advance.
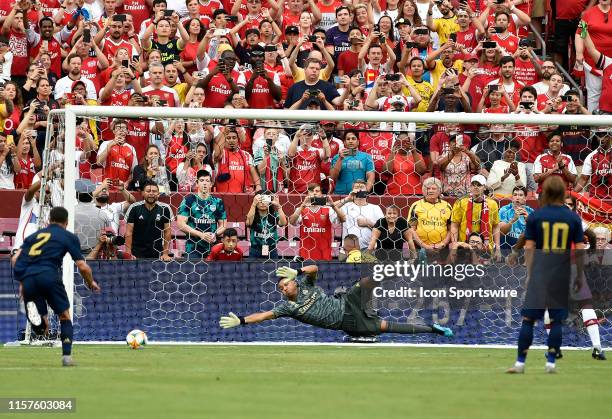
[71,80,86,90]
[285,25,299,35]
[464,53,479,62]
[470,174,487,186]
[395,17,410,27]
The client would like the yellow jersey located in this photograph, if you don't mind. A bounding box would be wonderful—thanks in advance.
[408,198,453,245]
[432,16,460,46]
[405,78,434,113]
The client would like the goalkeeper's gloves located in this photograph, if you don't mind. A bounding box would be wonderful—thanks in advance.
[219,312,245,329]
[276,266,299,284]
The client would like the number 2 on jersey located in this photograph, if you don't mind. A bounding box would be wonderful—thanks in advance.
[28,233,51,256]
[541,222,569,251]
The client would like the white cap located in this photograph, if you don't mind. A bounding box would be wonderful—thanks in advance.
[471,174,487,185]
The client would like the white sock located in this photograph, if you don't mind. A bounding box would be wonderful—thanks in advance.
[545,362,556,369]
[515,361,525,368]
[544,310,551,335]
[582,309,602,350]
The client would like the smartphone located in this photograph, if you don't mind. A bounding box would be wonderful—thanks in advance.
[519,39,531,48]
[373,24,380,32]
[83,28,91,43]
[358,76,365,85]
[265,138,273,149]
[442,87,455,95]
[65,92,75,103]
[308,89,320,96]
[158,99,167,106]
[562,95,574,102]
[482,41,497,49]
[385,73,400,81]
[519,101,533,109]
[194,70,206,78]
[405,41,417,48]
[307,35,317,42]
[113,14,126,22]
[164,10,174,17]
[264,45,277,52]
[213,28,228,36]
[311,196,327,206]
[493,26,504,34]
[133,54,140,62]
[449,33,457,42]
[349,99,360,109]
[41,40,49,49]
[333,75,343,84]
[355,191,368,198]
[414,28,429,36]
[489,84,498,92]
[121,59,129,68]
[238,89,246,98]
[455,135,463,146]
[225,15,238,22]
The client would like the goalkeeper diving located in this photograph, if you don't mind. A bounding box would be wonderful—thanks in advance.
[219,265,453,338]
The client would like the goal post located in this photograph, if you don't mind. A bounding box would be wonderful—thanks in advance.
[28,106,612,346]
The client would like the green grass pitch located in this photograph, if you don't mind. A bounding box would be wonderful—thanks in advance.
[1,345,609,419]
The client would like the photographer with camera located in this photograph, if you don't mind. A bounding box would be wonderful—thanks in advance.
[87,229,134,260]
[289,183,346,261]
[246,191,288,259]
[287,123,330,193]
[335,179,384,251]
[244,44,281,109]
[213,124,261,193]
[384,132,426,195]
[0,131,20,189]
[284,58,341,110]
[365,73,421,112]
[358,32,396,94]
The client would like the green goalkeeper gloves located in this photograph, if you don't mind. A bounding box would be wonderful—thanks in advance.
[276,266,298,284]
[219,312,243,329]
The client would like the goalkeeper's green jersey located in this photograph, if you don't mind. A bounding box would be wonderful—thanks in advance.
[271,274,345,330]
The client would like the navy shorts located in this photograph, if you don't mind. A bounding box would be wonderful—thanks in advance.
[21,273,70,316]
[521,308,568,323]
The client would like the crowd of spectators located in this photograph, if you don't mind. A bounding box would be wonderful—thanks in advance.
[0,0,611,261]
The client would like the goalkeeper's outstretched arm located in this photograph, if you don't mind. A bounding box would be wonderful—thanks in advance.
[219,311,275,328]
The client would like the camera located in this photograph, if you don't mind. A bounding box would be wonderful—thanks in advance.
[519,101,533,109]
[308,35,318,42]
[104,233,125,246]
[226,15,238,22]
[311,196,327,206]
[163,10,175,17]
[493,26,504,34]
[561,95,574,102]
[260,194,272,205]
[385,73,400,82]
[308,89,321,97]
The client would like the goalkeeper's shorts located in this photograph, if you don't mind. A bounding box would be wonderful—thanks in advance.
[340,285,381,336]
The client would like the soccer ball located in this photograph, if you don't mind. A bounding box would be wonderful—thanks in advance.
[126,329,148,349]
